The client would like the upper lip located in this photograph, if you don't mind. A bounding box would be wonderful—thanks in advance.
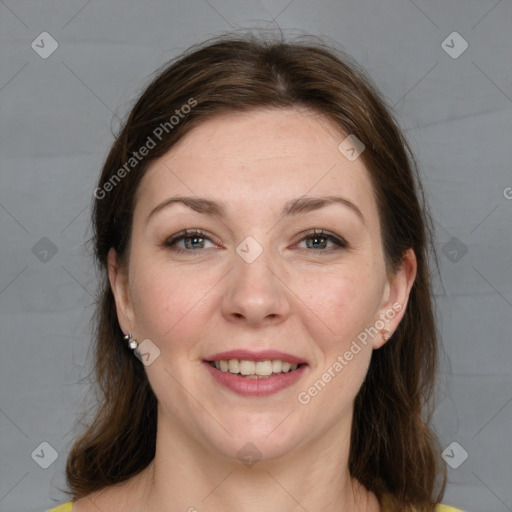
[204,349,307,365]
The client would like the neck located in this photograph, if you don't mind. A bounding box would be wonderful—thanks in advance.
[134,409,378,512]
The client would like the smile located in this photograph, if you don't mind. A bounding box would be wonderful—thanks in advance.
[208,358,302,378]
[203,350,308,396]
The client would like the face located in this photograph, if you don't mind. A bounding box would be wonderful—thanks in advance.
[108,108,416,464]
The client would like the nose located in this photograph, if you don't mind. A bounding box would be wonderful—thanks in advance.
[221,247,291,327]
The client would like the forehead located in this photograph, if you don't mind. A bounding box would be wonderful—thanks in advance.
[136,108,378,223]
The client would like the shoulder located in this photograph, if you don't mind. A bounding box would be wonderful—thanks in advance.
[381,495,465,512]
[69,476,146,512]
[46,502,74,512]
[48,498,465,512]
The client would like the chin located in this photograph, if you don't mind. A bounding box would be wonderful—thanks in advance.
[199,412,307,465]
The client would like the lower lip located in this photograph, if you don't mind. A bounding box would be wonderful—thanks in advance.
[204,362,307,397]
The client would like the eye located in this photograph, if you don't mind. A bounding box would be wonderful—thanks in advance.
[162,229,347,255]
[163,229,218,253]
[295,229,347,252]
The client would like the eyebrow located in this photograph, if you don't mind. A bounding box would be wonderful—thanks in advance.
[146,195,365,225]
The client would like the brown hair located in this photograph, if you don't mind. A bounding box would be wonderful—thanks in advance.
[67,31,446,510]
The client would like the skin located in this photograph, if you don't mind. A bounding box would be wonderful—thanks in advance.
[75,107,416,512]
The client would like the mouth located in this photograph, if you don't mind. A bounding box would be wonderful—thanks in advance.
[203,350,308,397]
[206,358,306,379]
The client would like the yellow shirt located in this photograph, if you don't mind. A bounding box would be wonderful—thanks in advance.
[46,503,73,512]
[46,501,465,512]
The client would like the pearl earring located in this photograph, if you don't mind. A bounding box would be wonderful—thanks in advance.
[124,333,139,350]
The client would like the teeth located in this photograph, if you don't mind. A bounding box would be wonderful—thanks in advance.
[256,360,273,376]
[228,359,239,373]
[272,360,282,373]
[211,359,301,376]
[240,360,255,375]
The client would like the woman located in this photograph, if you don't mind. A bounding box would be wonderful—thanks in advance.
[47,33,464,512]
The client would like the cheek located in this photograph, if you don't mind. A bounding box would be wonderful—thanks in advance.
[300,272,378,405]
[298,265,381,349]
[130,261,214,345]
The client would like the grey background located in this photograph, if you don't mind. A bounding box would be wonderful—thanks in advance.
[0,1,511,511]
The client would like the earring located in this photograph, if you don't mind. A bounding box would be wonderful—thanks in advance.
[380,329,390,341]
[124,333,138,350]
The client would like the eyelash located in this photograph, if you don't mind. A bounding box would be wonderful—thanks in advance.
[162,229,348,254]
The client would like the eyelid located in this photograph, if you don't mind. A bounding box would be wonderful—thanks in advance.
[163,228,347,255]
[292,229,348,250]
[163,229,220,250]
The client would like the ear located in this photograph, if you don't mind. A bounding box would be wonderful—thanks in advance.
[107,247,135,335]
[372,248,417,349]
